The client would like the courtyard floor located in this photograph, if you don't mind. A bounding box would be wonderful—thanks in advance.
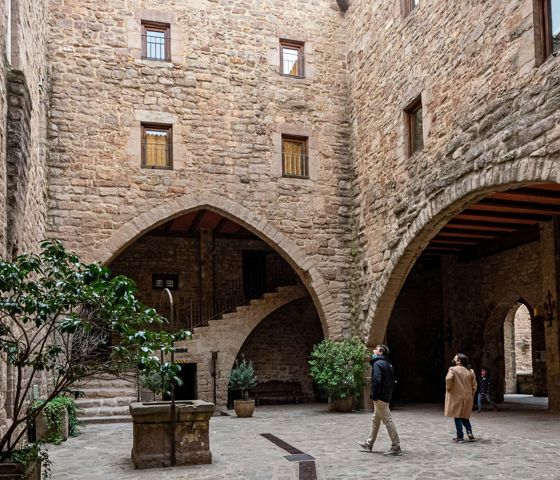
[49,395,560,480]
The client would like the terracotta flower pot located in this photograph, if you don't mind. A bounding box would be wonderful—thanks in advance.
[330,396,354,412]
[233,399,255,418]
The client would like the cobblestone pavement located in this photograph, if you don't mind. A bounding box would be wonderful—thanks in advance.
[49,397,560,480]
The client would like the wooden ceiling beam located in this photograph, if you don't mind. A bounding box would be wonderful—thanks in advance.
[475,198,560,215]
[188,210,206,235]
[459,209,550,222]
[437,229,498,239]
[459,225,540,263]
[494,187,560,201]
[214,217,229,235]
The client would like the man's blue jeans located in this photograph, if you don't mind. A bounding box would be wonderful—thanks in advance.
[454,417,472,439]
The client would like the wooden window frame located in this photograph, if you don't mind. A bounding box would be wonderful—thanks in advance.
[405,96,423,157]
[141,21,171,61]
[281,135,309,179]
[141,123,173,170]
[279,40,305,78]
[403,0,419,16]
[534,0,556,65]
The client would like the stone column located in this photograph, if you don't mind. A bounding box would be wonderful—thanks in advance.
[199,228,214,320]
[539,220,560,412]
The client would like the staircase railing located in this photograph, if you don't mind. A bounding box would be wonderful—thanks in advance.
[162,269,299,331]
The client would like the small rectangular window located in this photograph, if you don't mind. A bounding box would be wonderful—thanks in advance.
[142,124,172,169]
[280,40,304,78]
[152,274,179,290]
[282,135,309,178]
[405,97,424,156]
[142,22,171,61]
[535,0,560,63]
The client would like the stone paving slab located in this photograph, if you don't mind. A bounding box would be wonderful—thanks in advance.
[49,400,560,480]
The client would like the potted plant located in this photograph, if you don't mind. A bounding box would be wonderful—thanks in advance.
[33,395,80,445]
[0,240,189,478]
[229,358,257,417]
[308,338,366,412]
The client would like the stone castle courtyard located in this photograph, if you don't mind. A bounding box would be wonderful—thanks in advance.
[49,398,559,480]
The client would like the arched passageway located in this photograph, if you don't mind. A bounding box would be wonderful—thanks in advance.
[235,297,324,404]
[379,182,559,409]
[107,207,324,408]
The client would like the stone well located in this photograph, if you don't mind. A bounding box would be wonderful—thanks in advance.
[129,400,214,469]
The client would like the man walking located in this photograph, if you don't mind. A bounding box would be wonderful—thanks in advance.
[357,344,401,456]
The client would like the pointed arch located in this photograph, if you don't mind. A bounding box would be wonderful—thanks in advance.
[364,157,560,346]
[89,191,336,337]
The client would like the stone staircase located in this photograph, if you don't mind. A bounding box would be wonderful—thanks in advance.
[75,373,138,424]
[74,285,307,419]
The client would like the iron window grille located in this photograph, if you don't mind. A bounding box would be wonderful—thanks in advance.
[141,124,173,170]
[141,22,171,61]
[405,96,424,156]
[152,274,179,290]
[282,136,309,179]
[280,40,305,78]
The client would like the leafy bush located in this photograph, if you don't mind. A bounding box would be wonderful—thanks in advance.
[32,396,80,444]
[229,358,256,400]
[308,339,366,400]
[0,240,190,460]
[141,369,183,397]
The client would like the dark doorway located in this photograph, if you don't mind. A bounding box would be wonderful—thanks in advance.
[175,363,197,400]
[243,250,267,300]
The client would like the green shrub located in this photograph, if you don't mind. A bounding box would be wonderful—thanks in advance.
[32,396,80,444]
[308,339,366,400]
[229,358,256,400]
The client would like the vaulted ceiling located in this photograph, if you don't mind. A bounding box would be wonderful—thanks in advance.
[423,183,560,261]
[146,209,257,239]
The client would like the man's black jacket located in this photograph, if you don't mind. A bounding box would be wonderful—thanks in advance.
[370,355,395,403]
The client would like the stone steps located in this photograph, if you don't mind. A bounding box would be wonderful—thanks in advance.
[75,373,138,423]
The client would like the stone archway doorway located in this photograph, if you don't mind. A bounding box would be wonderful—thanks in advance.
[106,208,323,409]
[381,182,559,407]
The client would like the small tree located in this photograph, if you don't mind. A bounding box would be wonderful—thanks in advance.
[228,358,256,400]
[0,240,190,461]
[308,339,366,400]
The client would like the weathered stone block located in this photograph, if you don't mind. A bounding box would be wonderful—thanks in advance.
[129,400,214,469]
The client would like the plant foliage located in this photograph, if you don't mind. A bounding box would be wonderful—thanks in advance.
[0,240,191,460]
[228,358,256,400]
[32,396,80,444]
[308,339,366,400]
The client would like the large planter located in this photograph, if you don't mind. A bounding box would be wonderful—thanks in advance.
[36,407,69,443]
[233,399,255,418]
[329,396,354,412]
[0,458,41,480]
[129,400,214,469]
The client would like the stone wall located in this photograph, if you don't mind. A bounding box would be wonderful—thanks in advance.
[344,0,560,344]
[0,0,49,445]
[46,0,353,337]
[237,297,324,400]
[442,240,543,401]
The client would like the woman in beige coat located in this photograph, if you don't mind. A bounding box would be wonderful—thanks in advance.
[444,353,477,443]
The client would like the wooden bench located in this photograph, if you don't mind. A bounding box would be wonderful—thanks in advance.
[250,380,302,405]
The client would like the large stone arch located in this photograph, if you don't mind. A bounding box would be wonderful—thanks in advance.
[90,191,336,338]
[364,157,560,347]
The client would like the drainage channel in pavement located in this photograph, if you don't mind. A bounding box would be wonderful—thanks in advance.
[260,433,318,480]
